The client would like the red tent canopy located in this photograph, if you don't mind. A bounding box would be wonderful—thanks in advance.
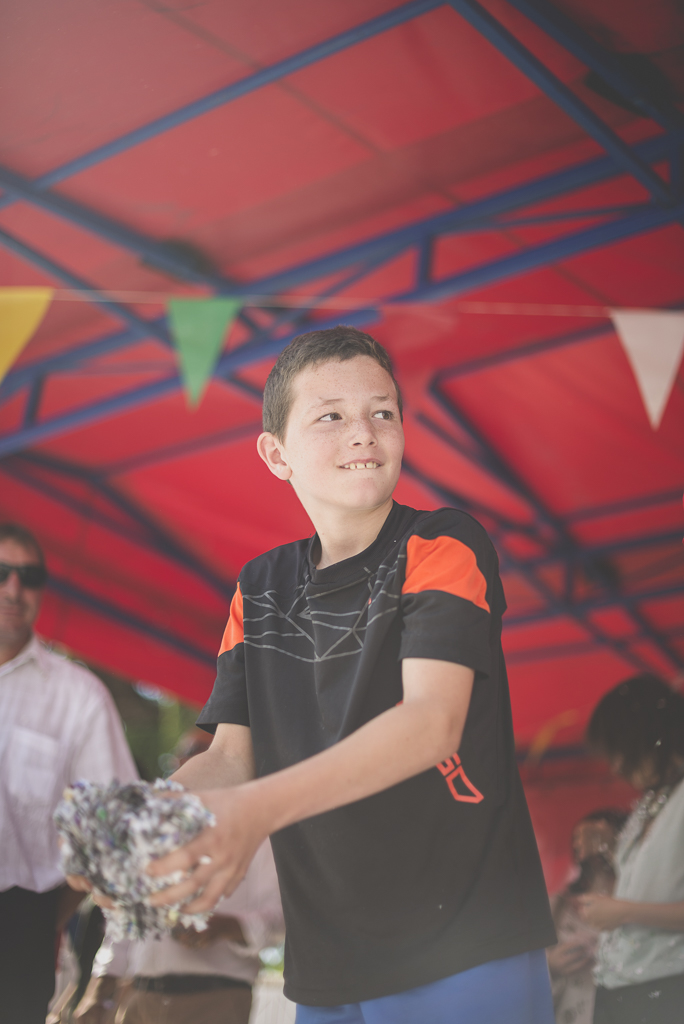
[1,0,683,777]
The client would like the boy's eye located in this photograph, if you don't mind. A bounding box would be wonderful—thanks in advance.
[319,412,342,422]
[373,410,393,420]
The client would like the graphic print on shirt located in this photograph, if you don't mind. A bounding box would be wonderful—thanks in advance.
[436,753,484,803]
[222,566,404,665]
[221,528,490,803]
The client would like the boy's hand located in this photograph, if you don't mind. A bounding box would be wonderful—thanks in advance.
[146,785,267,913]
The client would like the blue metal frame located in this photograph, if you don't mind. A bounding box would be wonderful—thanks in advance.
[2,129,681,411]
[0,225,172,347]
[0,310,377,459]
[102,419,263,477]
[444,0,671,204]
[2,0,683,675]
[0,322,162,402]
[566,488,684,524]
[0,165,253,296]
[399,198,684,303]
[505,581,684,628]
[228,132,684,298]
[47,573,216,666]
[506,0,683,132]
[0,0,443,205]
[429,381,684,671]
[401,458,668,676]
[2,452,235,600]
[2,191,682,457]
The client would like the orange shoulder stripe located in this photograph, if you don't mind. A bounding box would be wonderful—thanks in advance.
[402,535,490,612]
[219,582,244,655]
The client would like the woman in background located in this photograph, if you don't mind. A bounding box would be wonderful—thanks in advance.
[579,674,684,1024]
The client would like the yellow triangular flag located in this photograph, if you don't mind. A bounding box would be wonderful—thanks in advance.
[0,287,54,384]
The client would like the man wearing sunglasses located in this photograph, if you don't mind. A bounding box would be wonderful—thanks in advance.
[0,522,136,1024]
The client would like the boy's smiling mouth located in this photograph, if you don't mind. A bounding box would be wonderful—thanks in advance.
[341,460,380,470]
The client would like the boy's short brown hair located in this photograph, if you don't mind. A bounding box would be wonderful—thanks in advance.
[262,325,402,441]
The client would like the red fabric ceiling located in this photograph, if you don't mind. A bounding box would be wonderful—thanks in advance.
[1,0,683,762]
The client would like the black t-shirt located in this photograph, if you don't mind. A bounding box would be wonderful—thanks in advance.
[198,502,555,1005]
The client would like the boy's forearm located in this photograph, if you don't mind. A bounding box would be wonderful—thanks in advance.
[172,744,254,790]
[240,685,469,836]
[146,662,473,911]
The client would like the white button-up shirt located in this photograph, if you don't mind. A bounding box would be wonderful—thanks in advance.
[0,635,137,893]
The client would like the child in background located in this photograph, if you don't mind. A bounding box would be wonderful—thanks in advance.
[548,809,627,1024]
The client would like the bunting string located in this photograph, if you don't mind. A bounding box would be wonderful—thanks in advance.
[24,287,669,318]
[2,286,682,426]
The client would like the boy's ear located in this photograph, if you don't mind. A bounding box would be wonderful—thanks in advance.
[257,432,292,481]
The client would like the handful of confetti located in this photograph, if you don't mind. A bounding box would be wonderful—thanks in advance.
[54,778,216,941]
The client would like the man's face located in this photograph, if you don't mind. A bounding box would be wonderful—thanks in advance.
[0,538,44,648]
[263,356,405,519]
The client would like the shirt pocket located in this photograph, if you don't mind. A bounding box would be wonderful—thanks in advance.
[6,726,61,808]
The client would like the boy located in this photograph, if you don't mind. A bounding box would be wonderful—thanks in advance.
[146,327,556,1022]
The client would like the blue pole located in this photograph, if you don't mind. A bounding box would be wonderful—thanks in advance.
[505,0,682,132]
[4,453,236,599]
[2,196,681,457]
[566,488,684,524]
[47,573,216,666]
[431,383,684,670]
[0,0,442,206]
[401,459,662,674]
[0,310,378,459]
[505,582,684,628]
[437,293,684,381]
[0,323,156,402]
[396,199,684,304]
[225,131,683,297]
[1,130,680,408]
[0,226,172,346]
[0,163,260,298]
[102,420,263,477]
[445,0,672,203]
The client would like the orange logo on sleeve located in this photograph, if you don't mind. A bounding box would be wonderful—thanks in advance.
[436,753,484,803]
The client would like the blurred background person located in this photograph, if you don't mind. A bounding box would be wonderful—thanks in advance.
[0,523,136,1024]
[579,674,684,1024]
[547,809,627,1024]
[73,729,284,1024]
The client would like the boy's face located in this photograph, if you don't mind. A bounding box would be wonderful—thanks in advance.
[258,356,404,519]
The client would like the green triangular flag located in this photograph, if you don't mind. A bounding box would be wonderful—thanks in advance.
[167,298,242,407]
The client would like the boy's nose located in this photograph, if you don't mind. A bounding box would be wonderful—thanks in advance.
[348,417,376,446]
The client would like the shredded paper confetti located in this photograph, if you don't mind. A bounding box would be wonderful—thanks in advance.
[54,778,216,941]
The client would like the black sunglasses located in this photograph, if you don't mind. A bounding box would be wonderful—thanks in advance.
[0,562,48,588]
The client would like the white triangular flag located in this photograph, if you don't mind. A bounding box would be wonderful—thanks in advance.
[611,309,684,429]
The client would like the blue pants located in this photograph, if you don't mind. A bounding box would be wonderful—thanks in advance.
[295,949,554,1024]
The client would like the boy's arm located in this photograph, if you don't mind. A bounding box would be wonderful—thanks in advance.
[148,658,474,912]
[172,723,255,789]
